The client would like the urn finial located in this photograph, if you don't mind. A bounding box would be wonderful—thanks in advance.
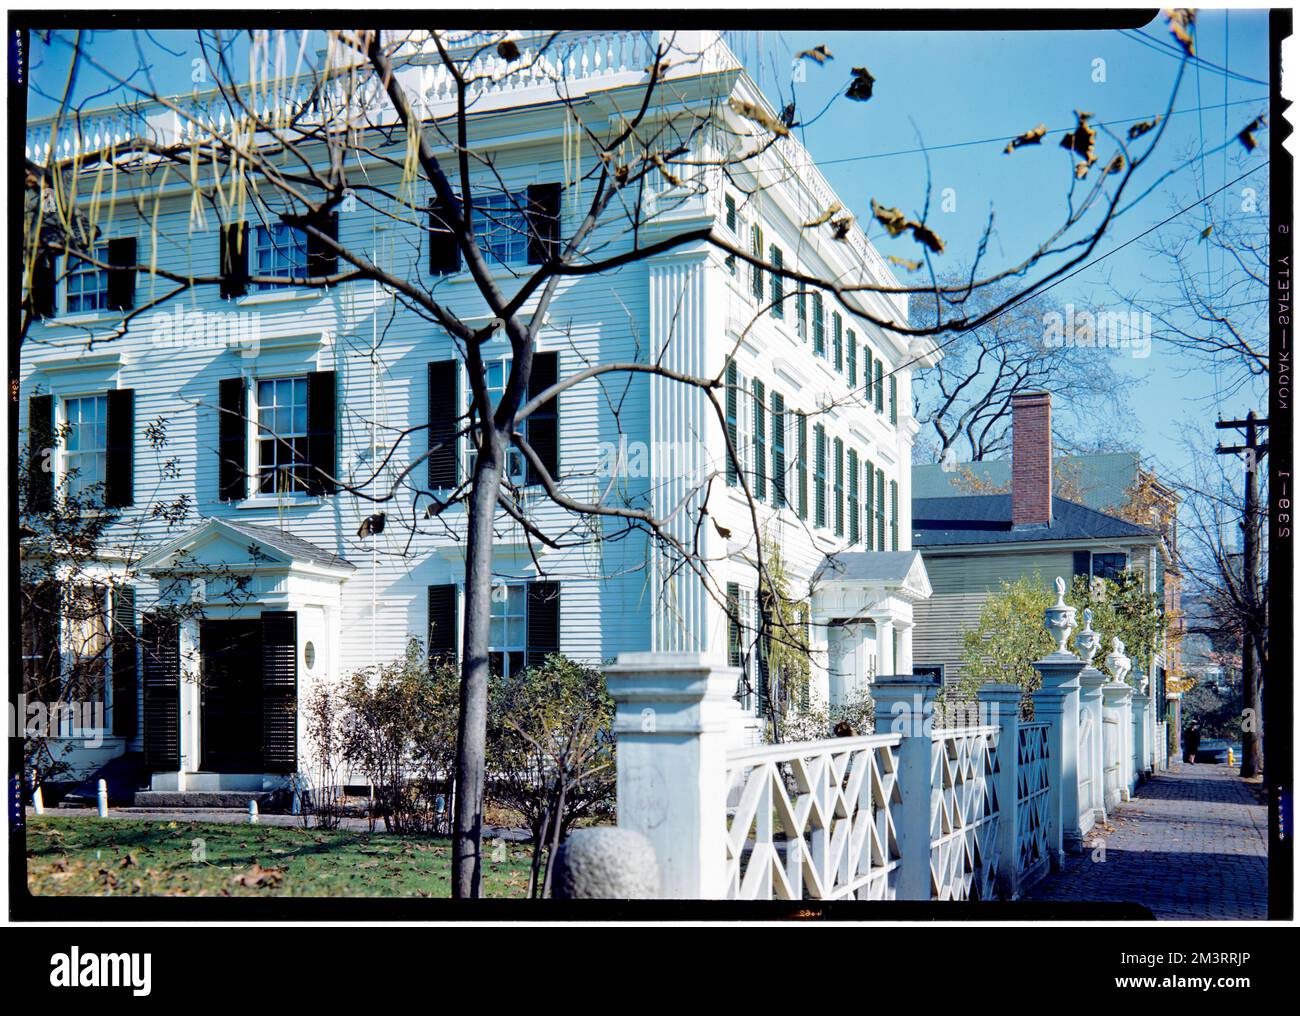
[1105,635,1132,684]
[1076,607,1101,665]
[1043,576,1077,656]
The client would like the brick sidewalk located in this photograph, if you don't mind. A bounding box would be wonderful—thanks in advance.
[1025,762,1269,919]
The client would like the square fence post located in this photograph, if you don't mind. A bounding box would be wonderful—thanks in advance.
[1077,666,1107,829]
[1132,691,1152,779]
[977,682,1023,899]
[1103,680,1135,802]
[1031,655,1084,863]
[604,652,739,899]
[870,673,940,901]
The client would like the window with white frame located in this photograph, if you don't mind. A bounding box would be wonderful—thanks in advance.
[62,395,108,498]
[489,582,527,677]
[255,376,310,494]
[473,193,529,266]
[253,223,309,290]
[64,247,109,314]
[467,357,526,483]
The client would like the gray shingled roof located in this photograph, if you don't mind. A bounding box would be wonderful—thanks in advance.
[220,519,354,570]
[812,550,924,585]
[912,452,1141,513]
[911,495,1156,547]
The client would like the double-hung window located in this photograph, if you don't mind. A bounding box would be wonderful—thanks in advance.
[253,223,309,290]
[1091,552,1129,582]
[489,583,527,678]
[473,193,530,267]
[64,247,109,313]
[63,395,108,499]
[468,357,526,484]
[255,376,310,494]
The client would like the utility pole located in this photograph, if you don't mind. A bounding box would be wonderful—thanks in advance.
[1216,411,1269,779]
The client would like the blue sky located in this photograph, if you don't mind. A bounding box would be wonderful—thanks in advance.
[724,12,1271,483]
[28,14,1273,489]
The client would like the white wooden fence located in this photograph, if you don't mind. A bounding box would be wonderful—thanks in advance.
[606,587,1157,899]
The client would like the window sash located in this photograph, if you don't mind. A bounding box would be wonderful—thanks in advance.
[63,395,108,497]
[255,376,309,494]
[473,192,530,266]
[253,223,308,289]
[64,248,109,313]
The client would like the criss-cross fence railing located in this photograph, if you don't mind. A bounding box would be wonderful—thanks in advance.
[928,724,1001,901]
[1016,722,1052,880]
[724,734,903,900]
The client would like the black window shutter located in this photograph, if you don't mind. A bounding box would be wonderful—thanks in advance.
[27,394,54,513]
[23,581,62,701]
[526,351,559,486]
[796,412,808,521]
[219,222,249,298]
[525,581,560,670]
[111,586,138,739]
[218,377,247,501]
[427,584,458,664]
[725,359,739,487]
[865,461,875,550]
[752,378,766,501]
[106,237,137,311]
[526,183,562,265]
[262,611,298,773]
[105,388,134,508]
[306,211,339,279]
[428,360,459,488]
[31,252,57,319]
[890,480,899,550]
[306,371,337,495]
[141,612,180,771]
[1073,551,1092,580]
[771,391,786,508]
[428,196,462,276]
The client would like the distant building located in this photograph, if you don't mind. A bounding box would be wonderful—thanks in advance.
[910,392,1177,767]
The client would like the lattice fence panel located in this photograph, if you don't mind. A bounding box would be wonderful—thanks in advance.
[929,726,1001,901]
[725,735,903,901]
[1016,722,1051,881]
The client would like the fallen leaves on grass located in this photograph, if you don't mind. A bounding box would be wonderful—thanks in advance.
[229,863,285,890]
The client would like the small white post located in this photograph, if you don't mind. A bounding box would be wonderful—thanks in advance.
[248,799,259,824]
[1132,689,1152,779]
[96,779,109,818]
[870,672,940,901]
[31,770,45,816]
[604,652,738,899]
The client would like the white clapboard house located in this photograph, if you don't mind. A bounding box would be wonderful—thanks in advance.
[20,30,937,796]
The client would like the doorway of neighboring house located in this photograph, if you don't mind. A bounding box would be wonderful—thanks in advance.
[829,620,864,706]
[200,619,263,773]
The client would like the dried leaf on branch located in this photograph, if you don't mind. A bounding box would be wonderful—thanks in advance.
[802,201,843,229]
[497,40,521,62]
[796,44,833,64]
[1127,116,1161,140]
[1004,124,1046,154]
[1165,9,1197,57]
[887,254,924,272]
[728,97,790,137]
[845,67,875,102]
[871,199,944,253]
[1238,115,1267,152]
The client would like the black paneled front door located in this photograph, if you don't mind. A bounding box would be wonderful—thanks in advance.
[200,619,264,773]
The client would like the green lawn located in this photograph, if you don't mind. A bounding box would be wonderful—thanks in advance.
[25,816,536,898]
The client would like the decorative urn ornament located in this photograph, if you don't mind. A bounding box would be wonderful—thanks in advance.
[1044,576,1077,655]
[1076,607,1101,665]
[1105,636,1132,684]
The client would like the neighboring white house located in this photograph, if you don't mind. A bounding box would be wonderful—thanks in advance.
[20,29,938,794]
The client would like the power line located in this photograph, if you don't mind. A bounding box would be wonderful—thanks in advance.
[804,95,1267,168]
[1119,28,1269,87]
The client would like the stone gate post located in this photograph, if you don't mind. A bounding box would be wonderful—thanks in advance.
[978,682,1023,899]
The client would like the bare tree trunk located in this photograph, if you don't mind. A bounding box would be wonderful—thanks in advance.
[528,809,551,900]
[452,438,504,898]
[541,778,568,899]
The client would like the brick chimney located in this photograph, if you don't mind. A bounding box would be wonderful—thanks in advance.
[1011,391,1052,526]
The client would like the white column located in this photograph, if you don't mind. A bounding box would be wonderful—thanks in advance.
[1103,681,1135,801]
[895,619,914,676]
[873,615,896,677]
[178,617,202,789]
[1078,666,1107,827]
[605,652,738,898]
